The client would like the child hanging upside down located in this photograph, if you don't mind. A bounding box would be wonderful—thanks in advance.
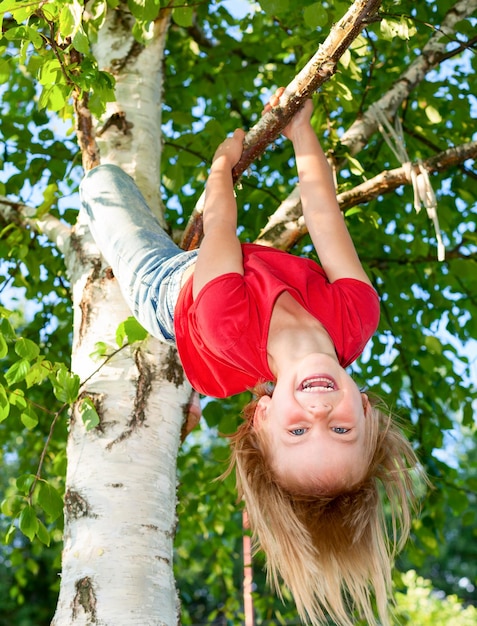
[81,88,420,626]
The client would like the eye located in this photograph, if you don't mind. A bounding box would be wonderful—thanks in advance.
[332,427,350,435]
[289,427,308,436]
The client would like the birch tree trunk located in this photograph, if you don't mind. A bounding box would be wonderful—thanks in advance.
[52,6,189,625]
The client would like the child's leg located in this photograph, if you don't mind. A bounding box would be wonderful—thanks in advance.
[80,164,198,342]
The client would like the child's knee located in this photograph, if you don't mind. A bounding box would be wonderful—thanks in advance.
[81,163,127,196]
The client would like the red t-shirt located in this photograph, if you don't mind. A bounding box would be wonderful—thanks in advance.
[174,243,379,398]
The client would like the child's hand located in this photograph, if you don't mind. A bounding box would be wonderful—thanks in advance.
[212,129,246,168]
[263,87,314,142]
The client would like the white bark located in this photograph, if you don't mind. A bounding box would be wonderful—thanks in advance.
[53,5,188,625]
[91,8,171,223]
[0,198,72,255]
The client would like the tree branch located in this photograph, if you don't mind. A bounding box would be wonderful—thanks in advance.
[337,140,477,211]
[340,0,477,156]
[0,197,72,255]
[253,0,477,250]
[179,0,383,250]
[255,140,477,249]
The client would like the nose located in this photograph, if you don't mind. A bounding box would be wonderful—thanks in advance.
[305,399,332,418]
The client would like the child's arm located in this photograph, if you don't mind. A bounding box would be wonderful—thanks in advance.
[192,129,246,300]
[268,90,372,286]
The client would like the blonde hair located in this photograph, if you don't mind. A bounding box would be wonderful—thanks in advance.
[227,386,422,626]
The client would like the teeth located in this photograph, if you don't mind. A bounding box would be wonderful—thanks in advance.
[301,377,335,392]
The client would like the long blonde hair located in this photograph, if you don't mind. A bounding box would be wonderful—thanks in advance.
[227,386,422,626]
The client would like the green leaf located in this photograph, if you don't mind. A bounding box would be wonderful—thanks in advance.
[0,385,10,422]
[424,335,443,355]
[5,524,16,545]
[25,359,53,388]
[21,406,39,430]
[72,27,91,55]
[90,341,110,359]
[5,358,30,385]
[15,337,40,360]
[1,495,24,517]
[16,474,36,494]
[50,364,80,403]
[36,519,51,546]
[0,316,16,341]
[0,331,8,358]
[425,105,442,124]
[303,3,327,30]
[79,397,100,431]
[3,26,42,47]
[36,183,58,217]
[38,83,71,112]
[38,59,63,87]
[37,482,64,521]
[8,388,27,410]
[128,0,160,22]
[19,505,39,542]
[172,6,194,28]
[259,0,289,15]
[59,0,83,38]
[116,316,148,347]
[380,16,417,41]
[203,400,223,428]
[347,154,364,176]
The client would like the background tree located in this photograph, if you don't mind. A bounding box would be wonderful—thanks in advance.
[0,0,476,624]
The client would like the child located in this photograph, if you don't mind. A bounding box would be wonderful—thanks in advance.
[81,89,419,626]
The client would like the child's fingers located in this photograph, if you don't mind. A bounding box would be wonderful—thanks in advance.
[262,87,286,115]
[233,128,246,142]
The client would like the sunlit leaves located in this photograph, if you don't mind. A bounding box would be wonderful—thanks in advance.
[0,0,476,622]
[380,15,417,41]
[79,397,100,432]
[128,0,162,22]
[172,5,194,28]
[50,364,80,403]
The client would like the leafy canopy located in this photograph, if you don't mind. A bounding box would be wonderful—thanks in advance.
[0,0,476,623]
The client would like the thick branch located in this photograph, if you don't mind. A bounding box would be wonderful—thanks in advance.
[180,0,383,250]
[0,197,72,255]
[255,141,477,249]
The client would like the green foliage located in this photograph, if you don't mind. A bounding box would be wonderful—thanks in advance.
[1,0,476,623]
[0,0,116,119]
[394,570,477,625]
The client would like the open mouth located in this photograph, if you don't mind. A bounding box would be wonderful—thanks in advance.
[299,376,337,392]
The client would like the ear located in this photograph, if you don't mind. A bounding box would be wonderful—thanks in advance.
[361,392,371,415]
[253,395,271,429]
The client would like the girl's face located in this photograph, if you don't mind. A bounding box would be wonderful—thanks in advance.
[254,353,370,494]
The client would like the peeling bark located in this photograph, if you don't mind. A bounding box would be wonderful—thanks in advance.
[74,91,101,173]
[72,577,98,623]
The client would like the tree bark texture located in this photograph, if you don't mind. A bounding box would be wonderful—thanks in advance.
[52,5,189,625]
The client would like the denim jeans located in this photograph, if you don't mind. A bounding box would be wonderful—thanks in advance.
[80,164,198,344]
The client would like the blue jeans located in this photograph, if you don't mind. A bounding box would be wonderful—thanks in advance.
[80,164,198,344]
